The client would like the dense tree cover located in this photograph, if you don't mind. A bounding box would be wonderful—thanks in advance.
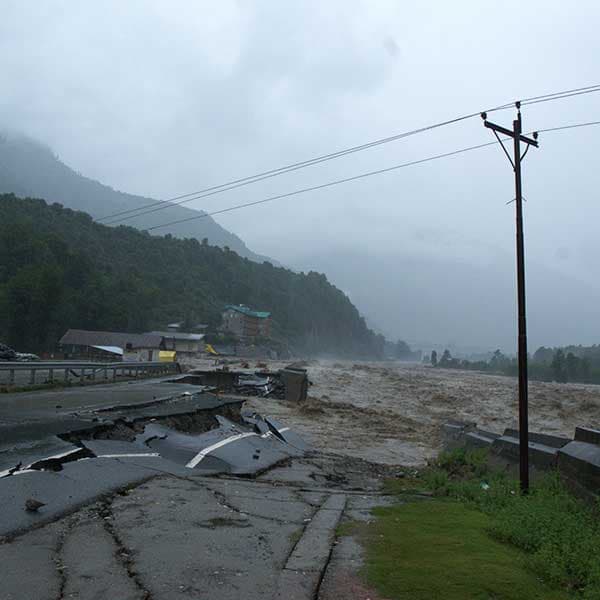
[429,346,600,385]
[0,195,385,357]
[394,339,422,361]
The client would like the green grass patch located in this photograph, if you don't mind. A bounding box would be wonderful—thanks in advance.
[383,475,429,496]
[361,500,570,600]
[422,449,600,595]
[370,447,600,598]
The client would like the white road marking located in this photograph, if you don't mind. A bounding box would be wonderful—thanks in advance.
[186,432,257,468]
[23,447,83,470]
[0,448,84,478]
[97,453,160,458]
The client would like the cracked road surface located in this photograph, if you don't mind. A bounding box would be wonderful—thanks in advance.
[0,453,395,600]
[0,367,404,599]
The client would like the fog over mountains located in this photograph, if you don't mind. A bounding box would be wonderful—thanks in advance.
[2,132,599,355]
[290,244,600,355]
[0,133,272,263]
[2,2,600,357]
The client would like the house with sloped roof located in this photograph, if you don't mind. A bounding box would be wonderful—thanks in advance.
[146,331,205,357]
[221,305,271,341]
[59,329,163,361]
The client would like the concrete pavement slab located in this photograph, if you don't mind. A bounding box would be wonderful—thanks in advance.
[0,522,62,600]
[61,516,144,600]
[110,477,305,599]
[284,493,346,573]
[203,479,315,524]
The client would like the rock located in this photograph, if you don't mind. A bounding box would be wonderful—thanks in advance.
[25,498,45,512]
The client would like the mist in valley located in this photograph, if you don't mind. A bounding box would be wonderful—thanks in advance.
[2,1,600,354]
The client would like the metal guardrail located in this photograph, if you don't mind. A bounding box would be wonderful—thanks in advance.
[0,360,181,387]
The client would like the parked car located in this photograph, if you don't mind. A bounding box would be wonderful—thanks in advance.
[0,343,17,361]
[16,352,41,362]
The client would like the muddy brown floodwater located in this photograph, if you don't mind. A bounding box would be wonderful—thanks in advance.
[188,359,600,467]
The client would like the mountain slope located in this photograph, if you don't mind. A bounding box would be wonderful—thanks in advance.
[0,194,384,357]
[0,132,271,263]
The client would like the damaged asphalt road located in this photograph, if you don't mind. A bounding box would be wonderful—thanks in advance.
[0,453,395,600]
[0,379,306,536]
[0,376,396,599]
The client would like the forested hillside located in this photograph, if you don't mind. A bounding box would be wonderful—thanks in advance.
[0,195,384,357]
[0,133,271,263]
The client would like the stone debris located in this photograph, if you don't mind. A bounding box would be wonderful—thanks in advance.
[25,498,45,512]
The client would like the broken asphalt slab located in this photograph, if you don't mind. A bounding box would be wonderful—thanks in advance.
[0,434,83,474]
[0,458,161,538]
[0,378,242,446]
[0,378,314,539]
[0,378,245,475]
[0,375,398,599]
[146,416,302,475]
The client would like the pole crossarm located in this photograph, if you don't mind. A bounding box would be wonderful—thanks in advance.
[483,120,539,147]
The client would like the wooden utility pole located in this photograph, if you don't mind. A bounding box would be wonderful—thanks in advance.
[482,103,539,493]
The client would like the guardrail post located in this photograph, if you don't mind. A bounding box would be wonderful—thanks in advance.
[112,367,117,381]
[64,368,69,383]
[29,369,35,385]
[9,369,15,386]
[80,368,85,385]
[48,368,54,383]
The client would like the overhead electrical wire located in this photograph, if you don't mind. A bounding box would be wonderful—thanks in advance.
[142,119,600,232]
[518,83,600,104]
[100,112,489,225]
[146,140,500,231]
[521,87,600,107]
[99,83,600,225]
[536,120,600,133]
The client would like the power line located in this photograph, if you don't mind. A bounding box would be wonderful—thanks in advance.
[146,140,500,231]
[519,83,600,104]
[536,120,600,133]
[101,112,485,225]
[143,118,600,232]
[99,83,600,225]
[522,88,600,107]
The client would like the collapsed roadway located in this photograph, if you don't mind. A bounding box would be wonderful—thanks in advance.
[0,371,396,600]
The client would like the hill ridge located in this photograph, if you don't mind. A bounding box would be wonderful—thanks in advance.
[0,132,272,263]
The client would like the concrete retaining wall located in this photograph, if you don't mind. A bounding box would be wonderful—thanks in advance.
[442,422,600,500]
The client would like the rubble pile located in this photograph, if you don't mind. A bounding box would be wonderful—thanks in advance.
[187,364,308,401]
[233,374,285,398]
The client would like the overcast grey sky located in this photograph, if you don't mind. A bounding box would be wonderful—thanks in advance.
[1,1,599,351]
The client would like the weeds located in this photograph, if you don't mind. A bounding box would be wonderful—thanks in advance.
[408,447,600,598]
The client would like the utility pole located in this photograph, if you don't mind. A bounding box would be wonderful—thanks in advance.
[482,103,539,493]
